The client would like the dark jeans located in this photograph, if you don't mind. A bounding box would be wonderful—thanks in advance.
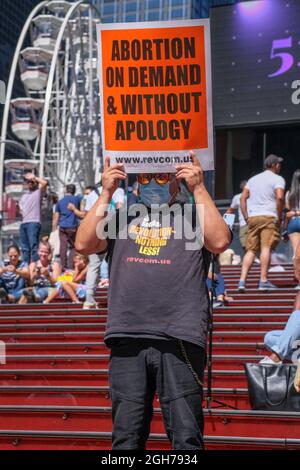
[59,227,77,271]
[0,278,24,302]
[108,338,206,450]
[20,222,41,264]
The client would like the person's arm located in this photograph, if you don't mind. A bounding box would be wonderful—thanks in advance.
[53,262,62,281]
[35,176,48,192]
[275,188,285,224]
[226,195,237,215]
[29,262,37,285]
[15,265,30,281]
[24,173,48,191]
[240,188,250,223]
[226,207,235,214]
[73,265,88,283]
[52,211,59,231]
[175,152,231,254]
[67,203,86,219]
[42,262,61,286]
[75,157,126,255]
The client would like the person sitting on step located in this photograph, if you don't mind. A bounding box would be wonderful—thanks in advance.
[43,253,88,304]
[0,244,30,303]
[18,241,61,304]
[260,245,300,364]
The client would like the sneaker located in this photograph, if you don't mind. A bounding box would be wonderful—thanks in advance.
[83,301,99,310]
[258,280,277,291]
[98,279,109,289]
[238,281,246,292]
[259,356,282,365]
[213,300,224,308]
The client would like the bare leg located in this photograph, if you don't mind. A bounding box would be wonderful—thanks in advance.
[44,288,59,304]
[240,250,256,282]
[60,281,80,303]
[289,233,300,255]
[260,246,272,282]
[18,294,28,305]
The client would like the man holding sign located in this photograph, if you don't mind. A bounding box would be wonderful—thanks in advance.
[75,154,231,450]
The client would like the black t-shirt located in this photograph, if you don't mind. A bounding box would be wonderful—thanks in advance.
[104,204,211,349]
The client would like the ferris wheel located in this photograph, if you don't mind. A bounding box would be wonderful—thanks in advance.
[0,0,102,214]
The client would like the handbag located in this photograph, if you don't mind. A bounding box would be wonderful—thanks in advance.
[244,363,300,411]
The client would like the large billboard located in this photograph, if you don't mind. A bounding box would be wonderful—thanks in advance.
[211,0,300,127]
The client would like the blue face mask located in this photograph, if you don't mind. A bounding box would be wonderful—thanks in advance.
[139,179,171,207]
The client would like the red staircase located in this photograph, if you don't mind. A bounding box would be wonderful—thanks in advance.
[0,264,299,450]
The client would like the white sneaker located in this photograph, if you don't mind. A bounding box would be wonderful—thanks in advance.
[83,301,99,310]
[259,356,282,365]
[98,279,109,288]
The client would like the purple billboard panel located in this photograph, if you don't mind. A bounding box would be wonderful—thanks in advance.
[211,0,300,126]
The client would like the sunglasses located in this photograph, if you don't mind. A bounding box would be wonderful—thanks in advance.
[137,173,172,185]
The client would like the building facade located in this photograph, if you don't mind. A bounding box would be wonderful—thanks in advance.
[0,0,40,122]
[92,0,241,22]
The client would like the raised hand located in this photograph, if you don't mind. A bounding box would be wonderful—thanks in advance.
[40,267,49,277]
[101,156,126,198]
[24,173,36,181]
[175,151,204,193]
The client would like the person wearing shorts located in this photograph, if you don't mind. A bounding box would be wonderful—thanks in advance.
[238,155,285,291]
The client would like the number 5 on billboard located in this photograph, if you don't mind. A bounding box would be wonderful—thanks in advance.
[268,37,294,78]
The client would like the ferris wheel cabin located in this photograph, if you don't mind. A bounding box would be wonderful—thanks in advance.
[32,15,63,51]
[10,98,44,141]
[20,48,52,91]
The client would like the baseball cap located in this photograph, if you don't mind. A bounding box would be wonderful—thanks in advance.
[264,154,284,168]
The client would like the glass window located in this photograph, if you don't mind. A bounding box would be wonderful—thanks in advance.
[172,0,183,5]
[171,7,184,18]
[147,10,160,21]
[103,15,114,23]
[126,2,137,13]
[126,13,137,21]
[148,0,160,9]
[103,4,114,14]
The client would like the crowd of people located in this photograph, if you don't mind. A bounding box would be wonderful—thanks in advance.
[226,155,300,291]
[0,155,300,450]
[225,155,300,365]
[1,158,300,306]
[0,172,127,305]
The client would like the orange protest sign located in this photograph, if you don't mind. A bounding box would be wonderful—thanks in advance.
[97,20,214,173]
